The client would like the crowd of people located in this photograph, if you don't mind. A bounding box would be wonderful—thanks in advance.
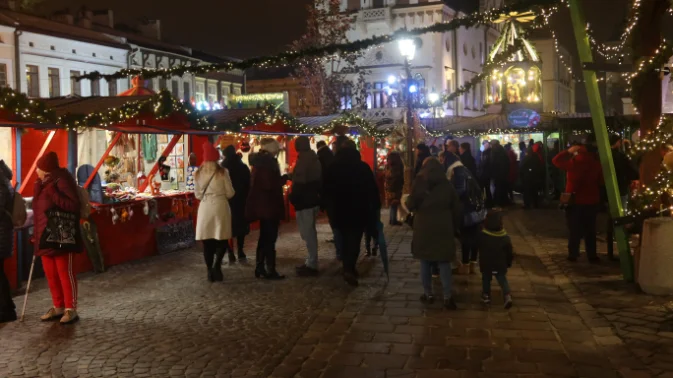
[0,131,637,324]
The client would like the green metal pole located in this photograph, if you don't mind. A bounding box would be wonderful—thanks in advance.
[568,0,634,282]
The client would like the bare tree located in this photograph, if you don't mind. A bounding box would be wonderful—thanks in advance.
[290,0,365,115]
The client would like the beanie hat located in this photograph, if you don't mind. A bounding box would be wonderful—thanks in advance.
[202,142,220,162]
[295,136,311,152]
[260,138,280,156]
[37,151,60,173]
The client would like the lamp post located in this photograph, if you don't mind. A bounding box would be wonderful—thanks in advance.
[398,38,416,174]
[428,91,440,118]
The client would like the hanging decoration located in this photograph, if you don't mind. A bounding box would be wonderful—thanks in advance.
[73,0,560,83]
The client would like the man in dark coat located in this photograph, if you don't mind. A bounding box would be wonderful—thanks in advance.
[222,145,251,263]
[246,139,287,280]
[479,140,493,208]
[459,143,477,178]
[605,135,639,259]
[323,140,380,286]
[490,140,510,207]
[290,136,322,276]
[0,160,16,323]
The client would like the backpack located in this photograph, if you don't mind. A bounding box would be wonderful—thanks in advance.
[4,185,27,228]
[77,186,92,220]
[456,165,485,211]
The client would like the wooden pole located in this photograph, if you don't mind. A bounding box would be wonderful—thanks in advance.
[138,134,181,193]
[635,0,668,186]
[83,132,122,190]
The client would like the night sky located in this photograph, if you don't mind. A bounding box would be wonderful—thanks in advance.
[42,0,314,58]
[40,0,628,64]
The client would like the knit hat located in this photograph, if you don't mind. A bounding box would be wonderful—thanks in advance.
[295,136,311,152]
[37,151,60,173]
[202,142,220,162]
[260,138,281,156]
[484,209,504,232]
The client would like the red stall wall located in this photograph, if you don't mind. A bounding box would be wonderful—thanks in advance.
[20,129,68,197]
[360,138,375,171]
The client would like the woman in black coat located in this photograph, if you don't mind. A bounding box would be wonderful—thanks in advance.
[222,145,251,263]
[0,160,16,322]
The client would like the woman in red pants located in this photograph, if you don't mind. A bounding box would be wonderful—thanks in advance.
[32,152,81,324]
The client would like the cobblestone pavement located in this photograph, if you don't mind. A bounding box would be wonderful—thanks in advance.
[513,207,673,377]
[2,209,668,377]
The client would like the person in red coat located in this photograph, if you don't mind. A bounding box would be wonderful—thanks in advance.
[552,144,603,263]
[32,152,82,324]
[245,138,287,280]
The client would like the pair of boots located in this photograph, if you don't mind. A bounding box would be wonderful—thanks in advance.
[254,249,285,280]
[208,251,225,282]
[228,250,248,264]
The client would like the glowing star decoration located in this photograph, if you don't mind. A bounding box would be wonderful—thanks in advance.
[484,8,542,107]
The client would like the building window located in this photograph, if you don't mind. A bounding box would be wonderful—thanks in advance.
[367,82,388,109]
[109,79,117,96]
[0,64,8,88]
[183,82,191,102]
[48,68,60,98]
[207,84,217,103]
[233,86,242,95]
[195,82,205,102]
[171,80,179,98]
[26,65,39,97]
[340,84,353,110]
[91,78,100,96]
[70,70,81,96]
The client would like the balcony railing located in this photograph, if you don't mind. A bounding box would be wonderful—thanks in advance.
[360,7,391,23]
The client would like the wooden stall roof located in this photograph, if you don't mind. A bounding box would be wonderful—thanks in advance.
[42,95,152,116]
[429,112,640,135]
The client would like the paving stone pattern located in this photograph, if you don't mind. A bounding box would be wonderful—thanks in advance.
[1,210,667,377]
[514,207,673,377]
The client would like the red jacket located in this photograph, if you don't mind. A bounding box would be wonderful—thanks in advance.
[552,148,603,205]
[245,152,286,221]
[33,168,82,257]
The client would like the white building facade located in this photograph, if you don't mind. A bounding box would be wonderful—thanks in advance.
[339,0,503,120]
[530,38,576,113]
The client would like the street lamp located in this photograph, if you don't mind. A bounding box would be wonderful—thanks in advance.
[398,38,416,174]
[428,92,440,118]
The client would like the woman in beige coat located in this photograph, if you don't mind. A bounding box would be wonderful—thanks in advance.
[195,142,235,282]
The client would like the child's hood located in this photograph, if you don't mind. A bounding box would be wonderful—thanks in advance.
[483,210,505,234]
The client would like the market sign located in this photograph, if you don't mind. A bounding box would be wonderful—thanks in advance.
[228,92,289,113]
[507,108,541,128]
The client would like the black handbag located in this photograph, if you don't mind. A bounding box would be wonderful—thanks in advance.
[39,207,82,252]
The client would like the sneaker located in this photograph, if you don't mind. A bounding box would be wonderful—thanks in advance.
[343,272,359,287]
[40,307,64,322]
[0,311,17,323]
[296,264,319,277]
[444,297,457,310]
[60,309,79,325]
[481,294,491,305]
[228,256,237,264]
[238,253,248,263]
[504,294,513,309]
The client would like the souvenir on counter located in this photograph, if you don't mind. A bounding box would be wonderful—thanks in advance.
[186,153,197,192]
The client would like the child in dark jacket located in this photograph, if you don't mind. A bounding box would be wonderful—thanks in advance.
[478,209,514,309]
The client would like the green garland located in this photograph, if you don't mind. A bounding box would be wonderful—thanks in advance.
[628,40,673,111]
[442,39,527,105]
[0,87,216,131]
[74,0,561,83]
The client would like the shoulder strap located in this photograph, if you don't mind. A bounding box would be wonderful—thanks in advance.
[201,172,217,197]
